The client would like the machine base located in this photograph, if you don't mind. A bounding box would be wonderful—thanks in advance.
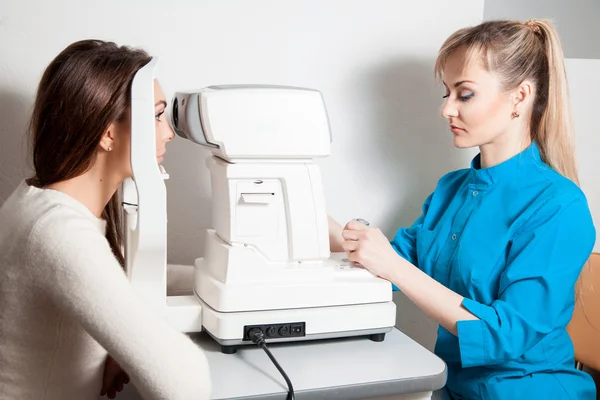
[217,331,389,354]
[196,296,396,354]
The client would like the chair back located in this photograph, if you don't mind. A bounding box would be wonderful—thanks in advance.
[567,252,600,371]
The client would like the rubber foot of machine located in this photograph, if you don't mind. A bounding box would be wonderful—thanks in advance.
[369,333,386,342]
[221,345,238,354]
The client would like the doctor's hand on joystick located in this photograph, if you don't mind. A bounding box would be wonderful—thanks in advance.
[340,218,369,269]
[341,218,401,282]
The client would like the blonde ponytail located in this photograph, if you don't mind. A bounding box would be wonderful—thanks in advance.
[529,20,579,185]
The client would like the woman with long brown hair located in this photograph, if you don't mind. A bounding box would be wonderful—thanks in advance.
[0,40,211,400]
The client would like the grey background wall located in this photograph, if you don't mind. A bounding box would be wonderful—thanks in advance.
[0,0,484,261]
[484,0,600,59]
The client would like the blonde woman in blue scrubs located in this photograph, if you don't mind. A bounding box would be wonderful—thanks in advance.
[330,19,596,400]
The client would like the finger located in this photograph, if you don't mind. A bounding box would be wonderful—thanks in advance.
[100,379,111,396]
[347,250,362,264]
[342,228,363,240]
[108,388,116,399]
[343,220,368,232]
[115,374,124,392]
[124,373,130,384]
[341,240,359,253]
[101,356,116,395]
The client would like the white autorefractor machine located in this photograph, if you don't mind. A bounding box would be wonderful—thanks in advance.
[171,84,396,353]
[121,58,395,353]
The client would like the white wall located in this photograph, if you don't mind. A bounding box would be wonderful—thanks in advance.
[567,59,600,252]
[0,0,483,267]
[484,0,600,60]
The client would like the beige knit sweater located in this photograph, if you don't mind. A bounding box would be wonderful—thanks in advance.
[0,181,211,400]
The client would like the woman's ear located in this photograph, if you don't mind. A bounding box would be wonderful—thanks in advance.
[512,79,535,112]
[99,123,117,152]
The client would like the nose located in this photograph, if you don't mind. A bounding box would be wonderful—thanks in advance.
[441,98,458,119]
[165,123,175,142]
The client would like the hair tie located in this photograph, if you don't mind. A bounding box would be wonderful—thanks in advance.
[524,20,542,35]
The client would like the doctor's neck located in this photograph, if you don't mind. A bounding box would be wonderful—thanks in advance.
[478,128,532,169]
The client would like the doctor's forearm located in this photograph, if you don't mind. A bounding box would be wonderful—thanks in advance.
[389,258,479,336]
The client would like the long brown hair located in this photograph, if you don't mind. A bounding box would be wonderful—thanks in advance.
[27,39,152,266]
[434,19,578,185]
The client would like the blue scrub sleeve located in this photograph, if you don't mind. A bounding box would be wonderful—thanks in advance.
[456,195,596,368]
[389,193,433,291]
[390,192,433,266]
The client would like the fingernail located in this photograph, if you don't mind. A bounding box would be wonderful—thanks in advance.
[353,218,370,226]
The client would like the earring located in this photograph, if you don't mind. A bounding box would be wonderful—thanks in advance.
[511,111,520,119]
[107,147,112,151]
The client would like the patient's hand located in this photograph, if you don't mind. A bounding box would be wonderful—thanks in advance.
[100,355,130,399]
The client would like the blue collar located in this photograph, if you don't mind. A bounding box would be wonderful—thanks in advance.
[469,141,544,185]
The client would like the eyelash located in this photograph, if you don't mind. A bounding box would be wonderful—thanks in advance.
[155,110,165,121]
[442,93,474,102]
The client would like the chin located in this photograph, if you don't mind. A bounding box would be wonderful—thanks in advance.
[452,135,475,149]
[453,134,481,149]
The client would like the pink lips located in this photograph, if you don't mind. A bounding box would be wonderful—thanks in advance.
[450,124,465,134]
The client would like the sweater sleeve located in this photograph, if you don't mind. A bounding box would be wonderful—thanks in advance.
[28,209,211,400]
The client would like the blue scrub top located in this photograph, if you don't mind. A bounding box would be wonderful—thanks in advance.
[390,142,596,399]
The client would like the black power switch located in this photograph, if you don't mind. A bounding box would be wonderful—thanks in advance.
[290,325,303,335]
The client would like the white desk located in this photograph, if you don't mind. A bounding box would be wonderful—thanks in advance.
[112,266,446,399]
[115,328,446,400]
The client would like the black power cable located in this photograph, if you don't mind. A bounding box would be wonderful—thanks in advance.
[248,328,295,400]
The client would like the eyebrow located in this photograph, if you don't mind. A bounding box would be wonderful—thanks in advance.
[155,100,167,108]
[443,80,476,88]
